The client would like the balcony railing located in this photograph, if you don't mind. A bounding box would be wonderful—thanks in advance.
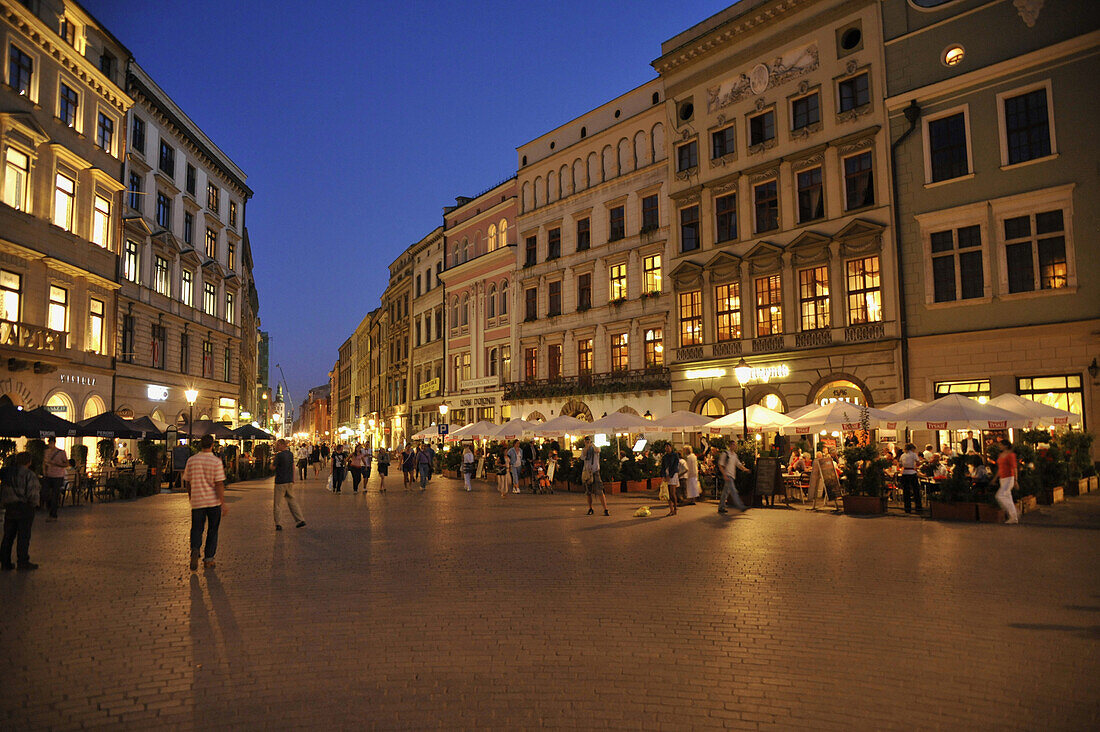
[669,320,896,363]
[0,319,66,354]
[504,367,671,401]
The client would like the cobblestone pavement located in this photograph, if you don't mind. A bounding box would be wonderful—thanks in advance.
[2,471,1098,730]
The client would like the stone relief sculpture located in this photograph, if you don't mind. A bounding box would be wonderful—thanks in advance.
[707,42,820,114]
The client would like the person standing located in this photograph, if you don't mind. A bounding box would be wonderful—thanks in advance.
[310,444,321,477]
[520,440,536,492]
[959,431,981,456]
[401,446,415,490]
[296,443,310,481]
[348,443,365,493]
[898,442,922,514]
[660,443,680,516]
[331,444,347,493]
[581,436,609,517]
[506,441,522,495]
[376,446,389,493]
[462,444,475,492]
[362,443,373,484]
[1,452,40,570]
[682,445,700,504]
[416,443,433,491]
[996,439,1020,525]
[320,443,330,470]
[42,437,68,522]
[183,435,227,571]
[272,439,305,531]
[717,444,750,514]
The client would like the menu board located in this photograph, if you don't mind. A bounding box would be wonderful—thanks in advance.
[754,458,780,497]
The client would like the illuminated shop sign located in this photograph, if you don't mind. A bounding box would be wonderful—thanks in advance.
[147,385,169,401]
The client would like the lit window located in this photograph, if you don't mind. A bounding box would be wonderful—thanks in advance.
[499,219,508,248]
[123,240,139,282]
[0,270,22,322]
[798,266,830,331]
[715,283,741,341]
[181,269,194,307]
[205,228,217,259]
[227,240,235,271]
[48,285,68,335]
[609,263,627,300]
[577,338,593,375]
[679,290,702,346]
[53,172,75,231]
[92,194,110,247]
[154,256,170,296]
[206,182,219,212]
[943,45,965,67]
[87,298,105,354]
[643,255,661,294]
[226,291,235,324]
[644,328,663,367]
[487,224,497,252]
[524,347,537,382]
[846,256,882,324]
[203,281,216,315]
[3,148,29,211]
[611,333,629,371]
[1017,375,1083,423]
[1004,209,1067,293]
[755,275,783,336]
[229,201,237,227]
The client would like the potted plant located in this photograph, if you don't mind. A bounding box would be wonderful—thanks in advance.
[620,454,648,492]
[1011,440,1040,515]
[443,447,462,479]
[927,454,980,521]
[840,443,890,515]
[0,438,17,462]
[1055,430,1094,496]
[599,445,622,493]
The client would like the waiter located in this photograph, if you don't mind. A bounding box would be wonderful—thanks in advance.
[959,430,981,455]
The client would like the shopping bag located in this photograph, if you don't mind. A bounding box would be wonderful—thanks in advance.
[658,481,669,501]
[326,474,333,492]
[633,506,652,518]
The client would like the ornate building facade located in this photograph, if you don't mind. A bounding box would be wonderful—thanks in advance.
[407,226,445,433]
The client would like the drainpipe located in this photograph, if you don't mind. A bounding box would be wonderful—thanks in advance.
[890,100,921,399]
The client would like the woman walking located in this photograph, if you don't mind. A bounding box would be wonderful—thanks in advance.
[348,443,365,493]
[462,444,475,492]
[376,446,390,493]
[401,446,415,491]
[310,444,321,478]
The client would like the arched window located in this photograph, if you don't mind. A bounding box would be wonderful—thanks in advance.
[488,347,498,376]
[487,284,496,318]
[500,280,509,315]
[499,219,508,248]
[451,297,459,330]
[488,224,497,252]
[474,232,482,257]
[461,239,468,263]
[461,294,469,326]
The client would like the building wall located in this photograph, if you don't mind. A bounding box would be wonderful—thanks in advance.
[408,227,445,432]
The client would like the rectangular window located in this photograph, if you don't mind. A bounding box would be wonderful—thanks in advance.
[641,195,659,230]
[225,291,235,324]
[755,275,783,336]
[749,110,775,146]
[206,182,219,212]
[87,298,104,354]
[524,286,537,321]
[203,282,216,316]
[548,343,562,379]
[577,338,595,375]
[152,324,166,369]
[181,269,193,307]
[123,240,139,282]
[548,280,561,316]
[797,167,824,222]
[524,347,537,382]
[223,347,231,382]
[59,16,76,46]
[8,45,33,96]
[1004,88,1051,165]
[679,290,702,346]
[576,218,590,251]
[846,256,882,324]
[715,193,737,243]
[547,227,561,259]
[643,255,661,294]
[53,172,75,231]
[844,152,874,210]
[180,333,189,373]
[202,340,213,379]
[798,266,830,331]
[931,225,984,302]
[96,113,113,152]
[928,112,969,182]
[229,201,237,227]
[97,50,111,79]
[754,180,778,233]
[154,256,170,296]
[711,125,735,159]
[610,333,629,372]
[609,262,627,301]
[838,73,870,112]
[609,205,625,241]
[0,270,20,322]
[121,314,134,363]
[577,272,591,310]
[525,235,537,266]
[59,83,78,127]
[156,192,171,228]
[680,205,700,252]
[644,328,663,367]
[186,164,196,195]
[715,283,741,341]
[3,147,29,211]
[227,240,235,271]
[501,346,510,378]
[1004,209,1067,293]
[1017,374,1083,424]
[128,171,142,210]
[91,194,110,248]
[205,228,217,259]
[791,92,820,130]
[158,141,175,177]
[183,212,193,245]
[47,285,67,336]
[131,116,145,156]
[677,140,698,171]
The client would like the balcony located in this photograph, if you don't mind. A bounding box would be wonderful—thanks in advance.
[0,319,66,355]
[669,320,897,363]
[504,367,671,401]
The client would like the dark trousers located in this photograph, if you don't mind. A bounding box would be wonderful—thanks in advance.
[298,460,308,480]
[900,473,921,513]
[2,502,35,565]
[349,466,363,492]
[332,467,346,492]
[43,476,64,517]
[190,506,222,559]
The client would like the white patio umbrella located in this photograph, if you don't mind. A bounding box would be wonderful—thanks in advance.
[880,398,927,417]
[783,403,820,421]
[900,394,1031,431]
[493,418,537,440]
[531,414,589,437]
[447,420,492,439]
[987,393,1080,428]
[579,411,653,435]
[647,410,714,433]
[411,424,449,441]
[782,402,898,436]
[706,404,791,435]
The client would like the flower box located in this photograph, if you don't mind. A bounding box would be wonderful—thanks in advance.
[623,480,649,493]
[603,480,620,495]
[842,495,886,515]
[977,504,1006,523]
[930,501,978,521]
[1066,480,1083,497]
[1016,495,1039,514]
[1090,476,1099,492]
[1037,486,1064,505]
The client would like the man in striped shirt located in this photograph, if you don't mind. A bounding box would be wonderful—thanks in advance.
[183,434,228,571]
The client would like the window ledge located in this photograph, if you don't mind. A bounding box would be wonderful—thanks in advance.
[923,296,993,310]
[924,173,975,189]
[1000,153,1059,172]
[995,285,1077,302]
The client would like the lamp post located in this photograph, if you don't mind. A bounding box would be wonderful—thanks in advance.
[438,403,449,444]
[272,411,282,439]
[185,388,198,442]
[734,358,752,445]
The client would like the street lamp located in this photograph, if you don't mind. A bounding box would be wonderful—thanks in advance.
[438,403,449,420]
[185,388,198,441]
[734,358,752,444]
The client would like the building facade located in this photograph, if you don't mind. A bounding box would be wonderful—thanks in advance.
[0,0,130,428]
[441,181,516,427]
[380,249,412,447]
[506,82,673,424]
[407,227,445,433]
[883,0,1099,449]
[655,0,902,419]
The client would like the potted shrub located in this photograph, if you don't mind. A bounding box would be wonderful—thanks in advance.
[926,454,983,521]
[0,438,17,462]
[1055,430,1094,496]
[620,454,648,492]
[1012,441,1040,515]
[443,447,462,479]
[97,438,115,466]
[840,443,890,515]
[599,445,622,493]
[976,499,1005,523]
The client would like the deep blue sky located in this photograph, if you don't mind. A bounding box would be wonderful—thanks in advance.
[86,0,732,409]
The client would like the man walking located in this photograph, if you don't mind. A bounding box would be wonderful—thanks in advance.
[331,444,347,493]
[995,438,1020,525]
[1,452,40,570]
[581,436,609,517]
[183,435,227,570]
[42,437,68,522]
[717,444,750,514]
[272,439,305,531]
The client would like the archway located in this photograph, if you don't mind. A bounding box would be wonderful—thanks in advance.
[45,391,75,456]
[525,410,546,423]
[81,395,106,466]
[559,399,592,422]
[810,375,871,407]
[690,390,726,416]
[755,390,787,413]
[617,405,639,416]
